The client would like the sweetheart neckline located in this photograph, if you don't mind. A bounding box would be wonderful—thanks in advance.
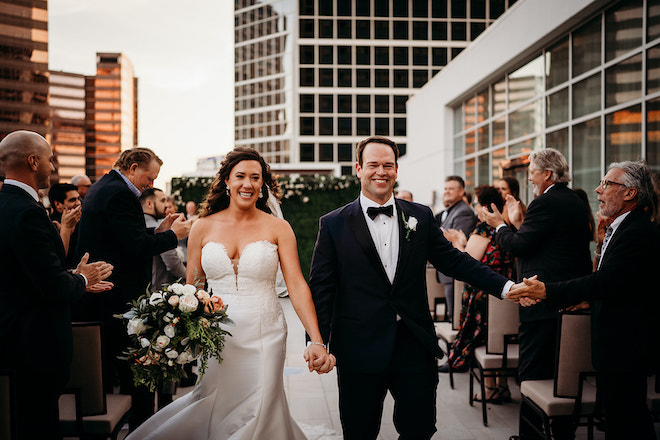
[202,240,277,264]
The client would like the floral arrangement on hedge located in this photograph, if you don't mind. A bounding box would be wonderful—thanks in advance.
[115,281,234,392]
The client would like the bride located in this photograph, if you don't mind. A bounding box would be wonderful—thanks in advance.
[127,147,336,439]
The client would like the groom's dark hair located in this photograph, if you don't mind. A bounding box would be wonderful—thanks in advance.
[356,136,399,166]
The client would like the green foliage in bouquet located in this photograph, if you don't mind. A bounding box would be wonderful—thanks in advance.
[114,281,234,392]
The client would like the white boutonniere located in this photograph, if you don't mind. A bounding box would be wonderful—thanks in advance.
[401,212,418,241]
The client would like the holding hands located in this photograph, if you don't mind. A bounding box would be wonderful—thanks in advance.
[506,275,545,307]
[304,343,336,374]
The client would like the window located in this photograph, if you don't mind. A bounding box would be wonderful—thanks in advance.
[300,68,314,86]
[394,118,406,135]
[319,94,333,113]
[319,0,332,15]
[471,0,486,19]
[451,0,467,18]
[320,143,334,161]
[356,20,370,39]
[375,21,389,38]
[393,1,408,17]
[605,54,642,108]
[375,69,390,87]
[337,0,351,16]
[300,143,314,162]
[470,22,486,40]
[338,143,352,161]
[357,69,371,87]
[338,69,352,87]
[300,117,314,135]
[300,46,314,64]
[319,19,333,38]
[413,47,428,66]
[300,94,314,113]
[394,70,409,87]
[451,21,467,40]
[375,95,389,113]
[375,47,389,65]
[338,20,351,38]
[432,22,448,40]
[357,95,370,113]
[338,117,352,135]
[605,0,643,62]
[572,17,601,78]
[413,70,428,87]
[394,95,408,113]
[319,68,334,87]
[394,47,408,65]
[432,0,448,18]
[432,47,447,66]
[375,0,389,17]
[319,46,333,64]
[338,46,352,64]
[375,118,389,135]
[357,117,371,135]
[300,19,314,38]
[356,46,370,65]
[338,95,352,113]
[319,117,333,135]
[412,21,428,40]
[394,21,408,39]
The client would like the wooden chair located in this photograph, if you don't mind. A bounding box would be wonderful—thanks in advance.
[519,311,598,440]
[0,369,17,440]
[59,322,132,440]
[425,263,446,321]
[469,294,520,426]
[434,279,464,389]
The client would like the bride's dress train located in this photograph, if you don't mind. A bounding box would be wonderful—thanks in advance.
[127,240,308,440]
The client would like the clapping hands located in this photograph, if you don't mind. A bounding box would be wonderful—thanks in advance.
[75,252,114,293]
[304,344,336,374]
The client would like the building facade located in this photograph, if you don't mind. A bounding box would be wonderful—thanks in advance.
[234,0,516,176]
[49,70,86,182]
[85,52,138,181]
[404,0,660,212]
[0,0,50,140]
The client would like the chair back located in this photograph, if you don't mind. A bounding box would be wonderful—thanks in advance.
[555,312,595,398]
[68,322,106,416]
[486,295,519,353]
[0,370,16,440]
[425,264,445,318]
[453,280,464,330]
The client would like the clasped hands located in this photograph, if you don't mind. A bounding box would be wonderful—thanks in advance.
[507,275,546,307]
[303,344,336,374]
[75,252,114,293]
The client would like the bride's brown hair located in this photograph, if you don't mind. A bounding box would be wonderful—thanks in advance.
[199,147,282,217]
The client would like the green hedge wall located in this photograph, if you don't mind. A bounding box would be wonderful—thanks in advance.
[171,175,360,279]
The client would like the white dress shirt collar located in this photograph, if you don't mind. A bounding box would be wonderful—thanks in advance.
[359,192,396,216]
[3,179,39,202]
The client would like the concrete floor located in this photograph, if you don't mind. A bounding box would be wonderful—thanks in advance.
[112,297,658,439]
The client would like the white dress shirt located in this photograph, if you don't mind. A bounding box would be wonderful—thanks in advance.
[360,193,399,284]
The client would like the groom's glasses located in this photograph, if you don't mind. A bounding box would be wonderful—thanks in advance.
[598,179,627,190]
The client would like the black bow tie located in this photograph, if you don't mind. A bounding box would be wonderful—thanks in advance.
[367,205,393,220]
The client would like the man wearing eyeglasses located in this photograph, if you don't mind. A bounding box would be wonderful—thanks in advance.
[508,160,659,440]
[483,148,593,440]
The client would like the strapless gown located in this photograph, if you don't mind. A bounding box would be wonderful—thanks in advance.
[127,240,307,440]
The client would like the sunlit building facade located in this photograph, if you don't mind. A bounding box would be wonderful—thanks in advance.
[49,71,86,182]
[404,0,660,212]
[0,0,49,140]
[234,0,515,175]
[85,52,137,181]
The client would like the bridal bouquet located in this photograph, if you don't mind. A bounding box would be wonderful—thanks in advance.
[115,281,234,392]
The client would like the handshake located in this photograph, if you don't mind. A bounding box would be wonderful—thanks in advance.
[507,275,545,307]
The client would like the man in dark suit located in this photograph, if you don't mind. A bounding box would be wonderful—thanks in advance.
[510,160,660,440]
[0,131,113,440]
[309,136,518,440]
[75,147,190,430]
[484,148,593,440]
[435,175,477,323]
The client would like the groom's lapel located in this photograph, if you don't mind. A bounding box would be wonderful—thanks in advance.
[392,200,412,287]
[346,199,391,284]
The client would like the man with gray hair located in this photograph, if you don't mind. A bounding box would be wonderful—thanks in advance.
[509,160,660,440]
[484,148,593,440]
[70,174,92,199]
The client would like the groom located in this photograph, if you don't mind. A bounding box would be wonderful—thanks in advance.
[309,136,516,439]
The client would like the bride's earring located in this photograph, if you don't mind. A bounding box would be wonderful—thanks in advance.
[258,189,264,199]
[226,187,230,197]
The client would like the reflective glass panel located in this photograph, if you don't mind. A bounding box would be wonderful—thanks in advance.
[546,128,569,159]
[493,117,506,146]
[545,37,568,90]
[647,44,660,95]
[454,106,463,134]
[648,98,660,174]
[509,136,541,156]
[478,124,489,151]
[605,53,642,108]
[572,17,601,77]
[508,54,544,109]
[492,147,506,180]
[466,130,475,155]
[573,73,601,118]
[465,158,475,193]
[477,87,489,122]
[605,105,641,165]
[650,1,660,41]
[605,0,643,62]
[478,153,490,185]
[454,135,463,158]
[546,87,569,127]
[509,100,542,141]
[573,117,601,209]
[493,77,506,115]
[464,95,476,130]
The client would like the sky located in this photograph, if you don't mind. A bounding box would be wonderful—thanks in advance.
[48,0,236,189]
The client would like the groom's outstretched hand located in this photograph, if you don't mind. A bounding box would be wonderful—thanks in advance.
[304,345,336,374]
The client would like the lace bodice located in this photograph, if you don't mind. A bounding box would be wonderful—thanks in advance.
[202,240,279,296]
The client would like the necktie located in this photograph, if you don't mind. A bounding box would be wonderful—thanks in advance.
[367,205,393,220]
[601,226,614,253]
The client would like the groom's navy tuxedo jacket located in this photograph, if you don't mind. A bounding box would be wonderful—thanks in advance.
[309,198,509,373]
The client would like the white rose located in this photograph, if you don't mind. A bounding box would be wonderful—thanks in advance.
[127,318,146,336]
[165,348,179,359]
[164,324,176,338]
[149,292,164,305]
[176,350,192,364]
[182,284,197,296]
[167,295,179,307]
[163,312,174,323]
[139,337,150,348]
[179,294,199,313]
[156,335,170,349]
[196,289,210,303]
[168,360,174,366]
[170,283,184,294]
[407,216,418,231]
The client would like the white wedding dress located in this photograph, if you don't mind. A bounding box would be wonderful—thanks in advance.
[127,240,307,440]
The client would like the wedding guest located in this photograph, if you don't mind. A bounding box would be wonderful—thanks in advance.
[397,189,413,202]
[309,136,518,439]
[496,176,527,228]
[48,182,82,266]
[509,160,660,440]
[186,200,198,220]
[75,147,191,430]
[436,175,478,323]
[0,130,112,440]
[70,174,92,199]
[483,148,593,440]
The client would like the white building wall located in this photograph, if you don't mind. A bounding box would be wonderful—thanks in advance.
[399,0,615,211]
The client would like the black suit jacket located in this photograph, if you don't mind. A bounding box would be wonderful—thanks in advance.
[0,184,86,387]
[75,170,177,319]
[496,183,593,322]
[309,198,508,373]
[545,208,660,373]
